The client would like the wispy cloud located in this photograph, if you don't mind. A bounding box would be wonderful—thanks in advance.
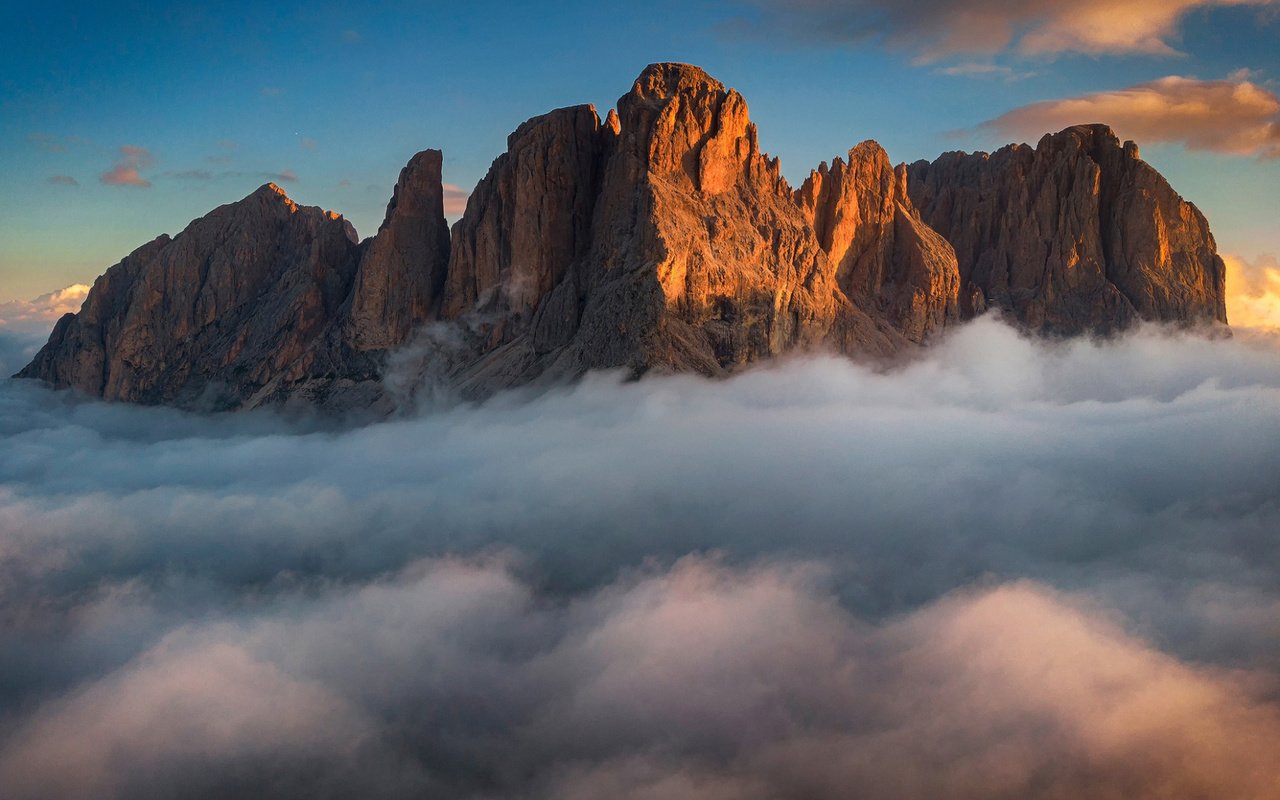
[261,86,283,97]
[26,132,66,153]
[46,175,78,187]
[162,168,298,183]
[342,29,362,43]
[300,137,318,151]
[735,0,1280,62]
[982,75,1280,158]
[100,145,154,188]
[442,182,469,215]
[934,62,1037,81]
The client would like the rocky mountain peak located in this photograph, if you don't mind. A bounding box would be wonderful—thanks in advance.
[343,148,451,352]
[247,181,300,212]
[627,62,725,105]
[614,62,766,195]
[377,150,444,229]
[16,65,1230,411]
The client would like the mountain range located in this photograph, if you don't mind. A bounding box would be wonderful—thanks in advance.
[16,63,1228,410]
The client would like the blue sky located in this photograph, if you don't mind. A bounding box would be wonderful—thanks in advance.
[2,0,1277,301]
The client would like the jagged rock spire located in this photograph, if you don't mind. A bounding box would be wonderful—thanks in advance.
[17,66,1229,411]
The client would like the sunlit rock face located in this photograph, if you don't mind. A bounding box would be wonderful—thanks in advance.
[433,63,901,399]
[560,63,899,381]
[796,141,961,343]
[17,68,1231,410]
[906,124,1228,334]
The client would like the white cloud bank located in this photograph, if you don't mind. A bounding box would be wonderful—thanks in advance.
[1,317,1279,797]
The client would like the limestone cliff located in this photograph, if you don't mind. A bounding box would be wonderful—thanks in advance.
[17,69,1230,411]
[18,185,361,408]
[17,156,452,410]
[906,124,1227,334]
[402,63,900,399]
[346,149,451,351]
[795,141,960,342]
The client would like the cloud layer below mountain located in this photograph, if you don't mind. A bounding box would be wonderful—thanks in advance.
[1,317,1279,798]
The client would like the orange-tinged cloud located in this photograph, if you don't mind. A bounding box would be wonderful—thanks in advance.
[1224,253,1280,330]
[0,284,91,328]
[984,76,1280,159]
[741,0,1279,61]
[100,166,151,187]
[443,182,469,215]
[100,145,154,188]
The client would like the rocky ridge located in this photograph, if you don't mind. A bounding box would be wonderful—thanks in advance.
[17,65,1228,410]
[906,125,1227,334]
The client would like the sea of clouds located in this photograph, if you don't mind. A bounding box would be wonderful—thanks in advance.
[1,313,1279,799]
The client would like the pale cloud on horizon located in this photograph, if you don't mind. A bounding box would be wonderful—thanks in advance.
[739,0,1279,61]
[1225,253,1280,329]
[443,182,469,215]
[0,284,91,369]
[982,75,1280,158]
[0,284,90,326]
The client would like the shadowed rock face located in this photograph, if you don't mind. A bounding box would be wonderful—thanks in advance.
[17,185,363,408]
[19,154,454,411]
[442,105,606,323]
[17,69,1230,411]
[906,125,1228,334]
[548,62,898,383]
[346,149,451,351]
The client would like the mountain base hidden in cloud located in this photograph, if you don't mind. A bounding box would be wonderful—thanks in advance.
[15,63,1228,411]
[3,316,1280,799]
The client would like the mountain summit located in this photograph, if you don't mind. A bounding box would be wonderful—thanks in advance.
[17,64,1228,410]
